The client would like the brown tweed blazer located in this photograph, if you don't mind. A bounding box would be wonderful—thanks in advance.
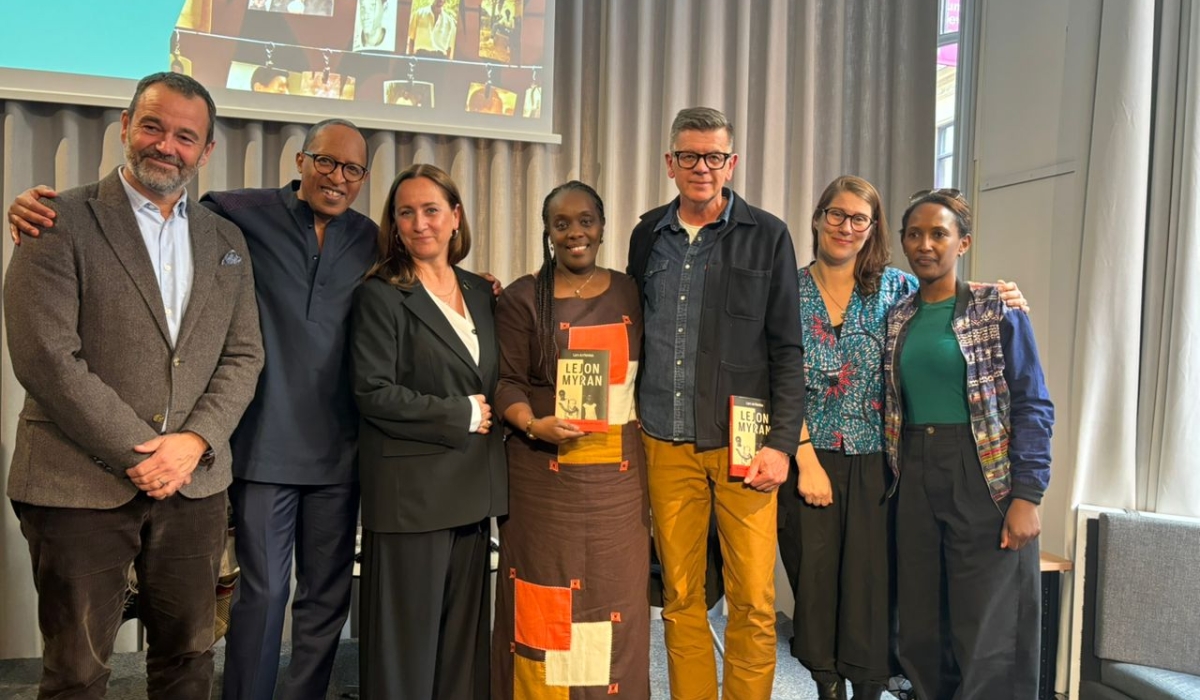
[4,169,264,508]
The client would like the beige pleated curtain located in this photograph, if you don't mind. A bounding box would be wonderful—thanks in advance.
[0,0,935,658]
[1072,0,1200,519]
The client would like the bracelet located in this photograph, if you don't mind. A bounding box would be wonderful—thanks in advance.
[525,417,537,441]
[798,438,812,448]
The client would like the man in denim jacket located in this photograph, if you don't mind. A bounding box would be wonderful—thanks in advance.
[627,107,806,700]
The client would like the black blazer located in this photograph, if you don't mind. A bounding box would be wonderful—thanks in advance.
[350,269,507,533]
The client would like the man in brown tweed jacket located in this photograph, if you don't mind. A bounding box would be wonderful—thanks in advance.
[3,72,264,700]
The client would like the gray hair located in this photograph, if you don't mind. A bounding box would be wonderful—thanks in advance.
[302,118,363,150]
[669,107,734,149]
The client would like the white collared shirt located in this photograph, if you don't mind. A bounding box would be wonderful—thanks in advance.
[117,167,193,346]
[426,287,483,431]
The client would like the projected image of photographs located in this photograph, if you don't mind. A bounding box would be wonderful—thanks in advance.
[478,0,520,64]
[406,0,459,60]
[228,63,290,94]
[149,0,552,137]
[353,0,398,52]
[226,62,356,100]
[296,71,356,99]
[465,82,515,115]
[522,84,541,118]
[248,0,334,16]
[384,80,434,108]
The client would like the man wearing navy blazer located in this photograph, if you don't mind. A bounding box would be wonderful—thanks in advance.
[202,120,378,700]
[4,72,264,700]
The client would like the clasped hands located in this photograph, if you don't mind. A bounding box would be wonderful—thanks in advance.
[472,395,494,434]
[125,431,209,500]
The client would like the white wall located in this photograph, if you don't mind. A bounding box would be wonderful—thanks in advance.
[971,0,1102,560]
[972,2,1106,690]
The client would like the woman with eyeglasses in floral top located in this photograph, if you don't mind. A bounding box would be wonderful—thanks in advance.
[777,177,1027,700]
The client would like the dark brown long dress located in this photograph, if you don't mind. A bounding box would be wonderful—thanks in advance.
[491,271,650,700]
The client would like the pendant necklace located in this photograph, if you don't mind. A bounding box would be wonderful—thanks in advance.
[811,267,847,312]
[561,268,597,297]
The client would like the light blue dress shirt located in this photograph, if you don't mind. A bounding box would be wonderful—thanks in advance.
[118,167,193,346]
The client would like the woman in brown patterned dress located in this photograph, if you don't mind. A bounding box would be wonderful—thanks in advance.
[491,181,650,699]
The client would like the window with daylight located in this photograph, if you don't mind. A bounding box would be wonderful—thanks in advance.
[936,124,955,188]
[935,0,960,188]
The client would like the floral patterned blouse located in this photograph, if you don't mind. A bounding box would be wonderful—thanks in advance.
[799,265,917,453]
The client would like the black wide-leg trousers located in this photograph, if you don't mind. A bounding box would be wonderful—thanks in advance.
[358,520,490,700]
[778,450,894,685]
[896,424,1040,700]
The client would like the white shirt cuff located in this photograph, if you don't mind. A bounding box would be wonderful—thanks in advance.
[467,396,482,432]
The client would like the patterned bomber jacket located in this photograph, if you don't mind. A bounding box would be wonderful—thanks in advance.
[883,280,1055,504]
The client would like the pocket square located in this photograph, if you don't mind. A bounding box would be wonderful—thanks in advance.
[221,250,243,266]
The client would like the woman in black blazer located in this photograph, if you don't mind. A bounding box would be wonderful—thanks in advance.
[350,163,507,700]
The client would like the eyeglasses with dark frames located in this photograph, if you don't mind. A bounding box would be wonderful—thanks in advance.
[822,207,875,233]
[672,151,734,170]
[908,187,965,204]
[302,151,369,182]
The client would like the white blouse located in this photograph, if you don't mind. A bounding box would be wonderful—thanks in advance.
[426,287,483,432]
[427,287,480,365]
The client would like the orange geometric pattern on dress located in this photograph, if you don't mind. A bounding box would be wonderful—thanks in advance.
[559,322,570,330]
[544,622,613,687]
[509,567,517,579]
[619,460,629,472]
[570,579,582,590]
[557,425,623,465]
[513,578,573,651]
[608,683,620,694]
[568,323,630,384]
[621,315,632,325]
[549,460,560,472]
[610,611,621,622]
[513,654,569,700]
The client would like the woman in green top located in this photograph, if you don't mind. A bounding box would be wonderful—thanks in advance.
[883,190,1054,700]
[778,177,1027,700]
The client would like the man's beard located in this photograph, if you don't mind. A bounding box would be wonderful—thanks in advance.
[125,143,198,197]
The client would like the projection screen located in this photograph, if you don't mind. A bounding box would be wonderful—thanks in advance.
[0,0,558,143]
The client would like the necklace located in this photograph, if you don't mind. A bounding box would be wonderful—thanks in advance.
[425,276,459,300]
[811,265,852,313]
[559,268,597,297]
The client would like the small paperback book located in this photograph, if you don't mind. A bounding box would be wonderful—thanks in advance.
[729,396,770,478]
[556,349,610,433]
